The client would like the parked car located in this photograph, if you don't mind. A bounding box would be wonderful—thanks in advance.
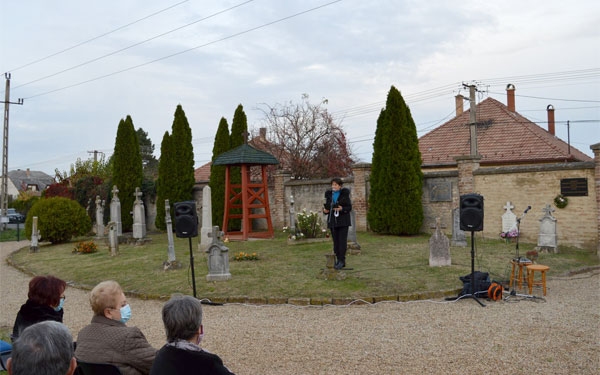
[7,208,25,223]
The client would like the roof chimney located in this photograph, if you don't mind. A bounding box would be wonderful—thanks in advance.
[506,84,515,112]
[455,95,464,116]
[547,104,555,135]
[259,127,267,139]
[26,168,30,177]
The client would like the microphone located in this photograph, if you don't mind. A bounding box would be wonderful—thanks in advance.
[524,206,531,214]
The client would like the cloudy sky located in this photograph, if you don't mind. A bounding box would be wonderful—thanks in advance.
[1,0,598,177]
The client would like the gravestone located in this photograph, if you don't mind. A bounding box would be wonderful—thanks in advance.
[451,208,467,246]
[163,199,181,270]
[110,185,122,236]
[132,187,147,240]
[200,186,213,250]
[95,195,105,238]
[502,201,517,233]
[30,216,40,253]
[429,217,451,266]
[347,210,361,253]
[537,204,558,253]
[205,226,231,281]
[107,221,119,256]
[289,195,296,234]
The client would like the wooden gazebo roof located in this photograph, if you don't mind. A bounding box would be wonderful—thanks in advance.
[213,144,279,166]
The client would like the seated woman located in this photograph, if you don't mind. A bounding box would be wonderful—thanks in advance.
[12,275,67,341]
[75,280,156,375]
[150,295,235,375]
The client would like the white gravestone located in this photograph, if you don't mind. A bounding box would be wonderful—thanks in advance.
[537,204,558,253]
[30,216,40,253]
[95,195,105,238]
[206,226,231,281]
[110,185,122,236]
[107,221,119,256]
[132,187,147,240]
[165,199,176,262]
[429,217,451,266]
[200,185,213,250]
[502,201,518,233]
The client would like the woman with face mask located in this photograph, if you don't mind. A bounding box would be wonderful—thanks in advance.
[11,275,67,341]
[75,280,156,375]
[150,295,235,375]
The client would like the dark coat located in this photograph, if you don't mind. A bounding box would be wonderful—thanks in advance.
[323,187,352,228]
[75,315,156,375]
[150,345,235,375]
[12,299,63,341]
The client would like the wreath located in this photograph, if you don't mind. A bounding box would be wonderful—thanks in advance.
[554,194,568,209]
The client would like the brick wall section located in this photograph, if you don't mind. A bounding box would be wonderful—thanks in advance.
[592,143,600,255]
[455,155,481,194]
[272,171,291,230]
[351,163,370,231]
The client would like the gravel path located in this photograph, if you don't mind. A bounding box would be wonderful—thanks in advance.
[1,240,599,374]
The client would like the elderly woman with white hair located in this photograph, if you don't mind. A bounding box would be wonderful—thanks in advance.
[150,295,235,375]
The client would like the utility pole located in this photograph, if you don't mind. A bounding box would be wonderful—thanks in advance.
[463,83,478,156]
[87,150,104,162]
[1,73,24,228]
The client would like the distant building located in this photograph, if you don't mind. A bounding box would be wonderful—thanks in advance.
[4,169,55,199]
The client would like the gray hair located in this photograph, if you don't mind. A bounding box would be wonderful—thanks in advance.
[10,321,74,375]
[162,294,203,342]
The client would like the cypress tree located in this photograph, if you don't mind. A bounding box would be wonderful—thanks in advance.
[112,115,143,232]
[210,117,230,228]
[155,131,173,230]
[228,104,248,231]
[170,105,195,203]
[368,86,423,235]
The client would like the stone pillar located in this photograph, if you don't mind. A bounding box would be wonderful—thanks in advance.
[351,163,370,231]
[200,185,213,250]
[30,216,40,253]
[110,185,122,236]
[590,143,600,255]
[273,171,291,230]
[454,155,481,195]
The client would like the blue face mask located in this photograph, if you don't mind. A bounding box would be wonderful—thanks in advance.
[54,297,65,312]
[119,304,132,324]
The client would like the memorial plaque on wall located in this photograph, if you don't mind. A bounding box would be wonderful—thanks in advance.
[560,178,588,197]
[428,181,452,202]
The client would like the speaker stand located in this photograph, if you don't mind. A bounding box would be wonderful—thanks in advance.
[188,237,197,298]
[460,231,486,307]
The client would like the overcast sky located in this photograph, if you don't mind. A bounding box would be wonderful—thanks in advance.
[1,0,598,177]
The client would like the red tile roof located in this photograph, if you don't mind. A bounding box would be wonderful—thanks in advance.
[194,161,211,182]
[418,97,592,167]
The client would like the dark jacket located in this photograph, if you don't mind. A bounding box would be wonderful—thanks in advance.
[75,315,156,375]
[323,187,352,228]
[150,345,235,375]
[12,299,64,341]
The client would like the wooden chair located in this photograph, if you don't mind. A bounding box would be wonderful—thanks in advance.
[76,359,123,375]
[526,264,550,296]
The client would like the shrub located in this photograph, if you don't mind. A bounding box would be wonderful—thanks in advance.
[73,241,98,254]
[25,197,92,244]
[233,252,259,261]
[296,209,324,239]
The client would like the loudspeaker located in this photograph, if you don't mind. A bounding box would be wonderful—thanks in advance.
[460,193,484,231]
[174,201,198,238]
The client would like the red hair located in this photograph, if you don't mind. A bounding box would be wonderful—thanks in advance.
[28,275,67,307]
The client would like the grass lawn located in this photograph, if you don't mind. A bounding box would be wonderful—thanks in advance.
[6,230,599,303]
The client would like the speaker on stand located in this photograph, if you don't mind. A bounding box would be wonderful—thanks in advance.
[459,193,485,307]
[174,201,198,297]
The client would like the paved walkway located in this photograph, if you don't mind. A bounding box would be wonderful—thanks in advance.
[1,240,599,374]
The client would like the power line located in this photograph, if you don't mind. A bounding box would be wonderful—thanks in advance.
[4,0,190,73]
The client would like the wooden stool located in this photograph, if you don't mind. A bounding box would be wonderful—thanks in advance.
[509,259,532,290]
[526,264,550,296]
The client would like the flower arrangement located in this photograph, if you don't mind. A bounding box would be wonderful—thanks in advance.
[500,228,519,239]
[233,252,259,261]
[296,209,325,239]
[73,241,98,254]
[554,194,568,209]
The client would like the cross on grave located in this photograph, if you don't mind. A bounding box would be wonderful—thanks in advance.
[134,187,143,203]
[208,226,224,244]
[542,204,555,216]
[503,201,514,212]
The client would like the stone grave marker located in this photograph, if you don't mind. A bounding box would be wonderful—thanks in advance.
[502,201,517,234]
[163,199,181,270]
[206,226,231,281]
[537,204,558,253]
[107,221,119,256]
[451,208,467,247]
[200,185,213,250]
[132,187,147,240]
[95,195,105,238]
[110,185,122,236]
[429,217,451,266]
[30,216,40,253]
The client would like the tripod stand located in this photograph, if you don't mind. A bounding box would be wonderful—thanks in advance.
[459,231,486,307]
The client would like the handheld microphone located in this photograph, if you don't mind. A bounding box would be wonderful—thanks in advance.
[524,206,531,214]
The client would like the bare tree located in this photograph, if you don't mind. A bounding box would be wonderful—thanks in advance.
[254,94,354,179]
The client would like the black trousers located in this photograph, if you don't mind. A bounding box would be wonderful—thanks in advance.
[330,226,349,263]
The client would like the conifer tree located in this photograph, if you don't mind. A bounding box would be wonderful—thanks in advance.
[112,115,143,232]
[368,86,423,235]
[209,117,230,228]
[228,104,248,230]
[155,131,173,230]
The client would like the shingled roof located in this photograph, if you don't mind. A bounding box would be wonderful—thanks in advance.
[418,97,592,168]
[212,144,279,166]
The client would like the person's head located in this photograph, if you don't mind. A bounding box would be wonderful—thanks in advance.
[89,280,131,324]
[331,178,344,191]
[162,294,203,344]
[7,321,77,375]
[28,275,67,310]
